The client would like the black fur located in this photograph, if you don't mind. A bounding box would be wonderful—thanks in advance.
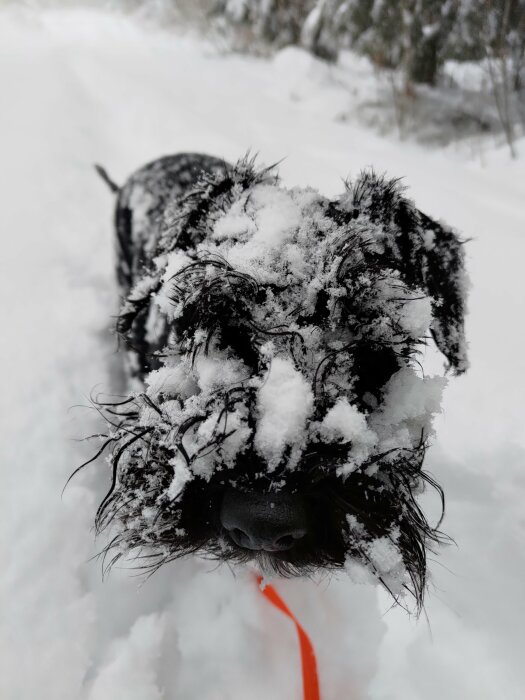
[83,153,467,613]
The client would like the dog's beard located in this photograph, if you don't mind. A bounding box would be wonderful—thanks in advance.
[81,323,448,615]
[88,394,445,613]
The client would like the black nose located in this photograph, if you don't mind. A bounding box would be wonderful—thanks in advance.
[220,489,308,552]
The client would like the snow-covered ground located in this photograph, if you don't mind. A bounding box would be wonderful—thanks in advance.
[1,5,524,700]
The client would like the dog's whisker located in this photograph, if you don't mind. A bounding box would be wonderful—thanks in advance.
[62,436,117,496]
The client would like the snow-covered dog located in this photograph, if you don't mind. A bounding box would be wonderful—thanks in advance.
[93,153,467,610]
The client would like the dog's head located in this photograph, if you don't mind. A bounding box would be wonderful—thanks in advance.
[94,158,468,610]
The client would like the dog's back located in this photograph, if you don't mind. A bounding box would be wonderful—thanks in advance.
[105,154,228,378]
[114,153,228,295]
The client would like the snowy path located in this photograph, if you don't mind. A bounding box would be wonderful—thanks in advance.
[1,7,524,700]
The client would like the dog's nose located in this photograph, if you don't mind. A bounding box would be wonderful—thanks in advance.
[220,489,308,552]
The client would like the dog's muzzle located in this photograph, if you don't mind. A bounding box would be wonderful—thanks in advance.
[220,488,308,553]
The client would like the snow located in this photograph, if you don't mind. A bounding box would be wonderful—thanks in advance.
[88,614,167,700]
[319,397,376,471]
[376,370,445,426]
[397,294,433,338]
[320,397,372,444]
[210,182,320,282]
[1,4,524,700]
[254,356,314,470]
[193,354,248,393]
[167,455,193,501]
[444,59,490,93]
[366,533,404,580]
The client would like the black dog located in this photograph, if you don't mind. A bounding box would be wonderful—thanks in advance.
[91,153,467,611]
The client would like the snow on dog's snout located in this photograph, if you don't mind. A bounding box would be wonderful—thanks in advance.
[254,354,314,471]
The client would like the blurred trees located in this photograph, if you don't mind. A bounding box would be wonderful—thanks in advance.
[210,0,525,152]
[215,0,311,47]
[213,0,525,90]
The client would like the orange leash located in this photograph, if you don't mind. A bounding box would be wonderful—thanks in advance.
[256,576,321,700]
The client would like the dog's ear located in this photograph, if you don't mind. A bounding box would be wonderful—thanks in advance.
[330,170,468,374]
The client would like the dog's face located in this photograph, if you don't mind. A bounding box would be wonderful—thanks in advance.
[93,158,467,610]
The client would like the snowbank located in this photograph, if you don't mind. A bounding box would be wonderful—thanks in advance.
[1,5,524,700]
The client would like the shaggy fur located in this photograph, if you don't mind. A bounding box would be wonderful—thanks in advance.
[82,153,468,612]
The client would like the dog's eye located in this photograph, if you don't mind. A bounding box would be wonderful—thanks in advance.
[352,346,399,403]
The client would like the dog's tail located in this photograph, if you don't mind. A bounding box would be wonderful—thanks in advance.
[95,163,120,194]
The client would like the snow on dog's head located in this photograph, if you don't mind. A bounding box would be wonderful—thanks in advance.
[90,156,468,612]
